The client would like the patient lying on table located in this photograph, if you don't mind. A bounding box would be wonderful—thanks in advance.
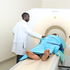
[20,34,66,63]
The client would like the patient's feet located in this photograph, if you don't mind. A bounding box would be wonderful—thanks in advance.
[26,51,40,60]
[41,50,50,61]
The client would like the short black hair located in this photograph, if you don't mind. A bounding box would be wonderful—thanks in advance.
[22,12,29,19]
[52,33,57,35]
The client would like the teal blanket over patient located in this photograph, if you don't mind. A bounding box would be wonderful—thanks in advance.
[20,35,66,62]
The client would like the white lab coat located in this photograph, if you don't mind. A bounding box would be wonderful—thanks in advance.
[12,20,42,55]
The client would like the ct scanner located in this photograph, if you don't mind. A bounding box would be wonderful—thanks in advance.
[10,8,70,70]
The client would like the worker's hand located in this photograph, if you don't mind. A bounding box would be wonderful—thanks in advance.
[42,35,46,38]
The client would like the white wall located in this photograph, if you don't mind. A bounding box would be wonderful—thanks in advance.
[42,0,70,8]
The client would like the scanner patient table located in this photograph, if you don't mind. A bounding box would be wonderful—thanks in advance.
[10,55,59,70]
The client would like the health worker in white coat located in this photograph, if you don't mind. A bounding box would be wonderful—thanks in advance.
[12,12,43,63]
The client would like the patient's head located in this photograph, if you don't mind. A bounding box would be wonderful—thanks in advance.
[52,33,58,36]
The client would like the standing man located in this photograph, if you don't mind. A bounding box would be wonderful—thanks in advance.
[12,12,42,63]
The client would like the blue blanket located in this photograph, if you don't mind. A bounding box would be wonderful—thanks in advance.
[20,35,66,62]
